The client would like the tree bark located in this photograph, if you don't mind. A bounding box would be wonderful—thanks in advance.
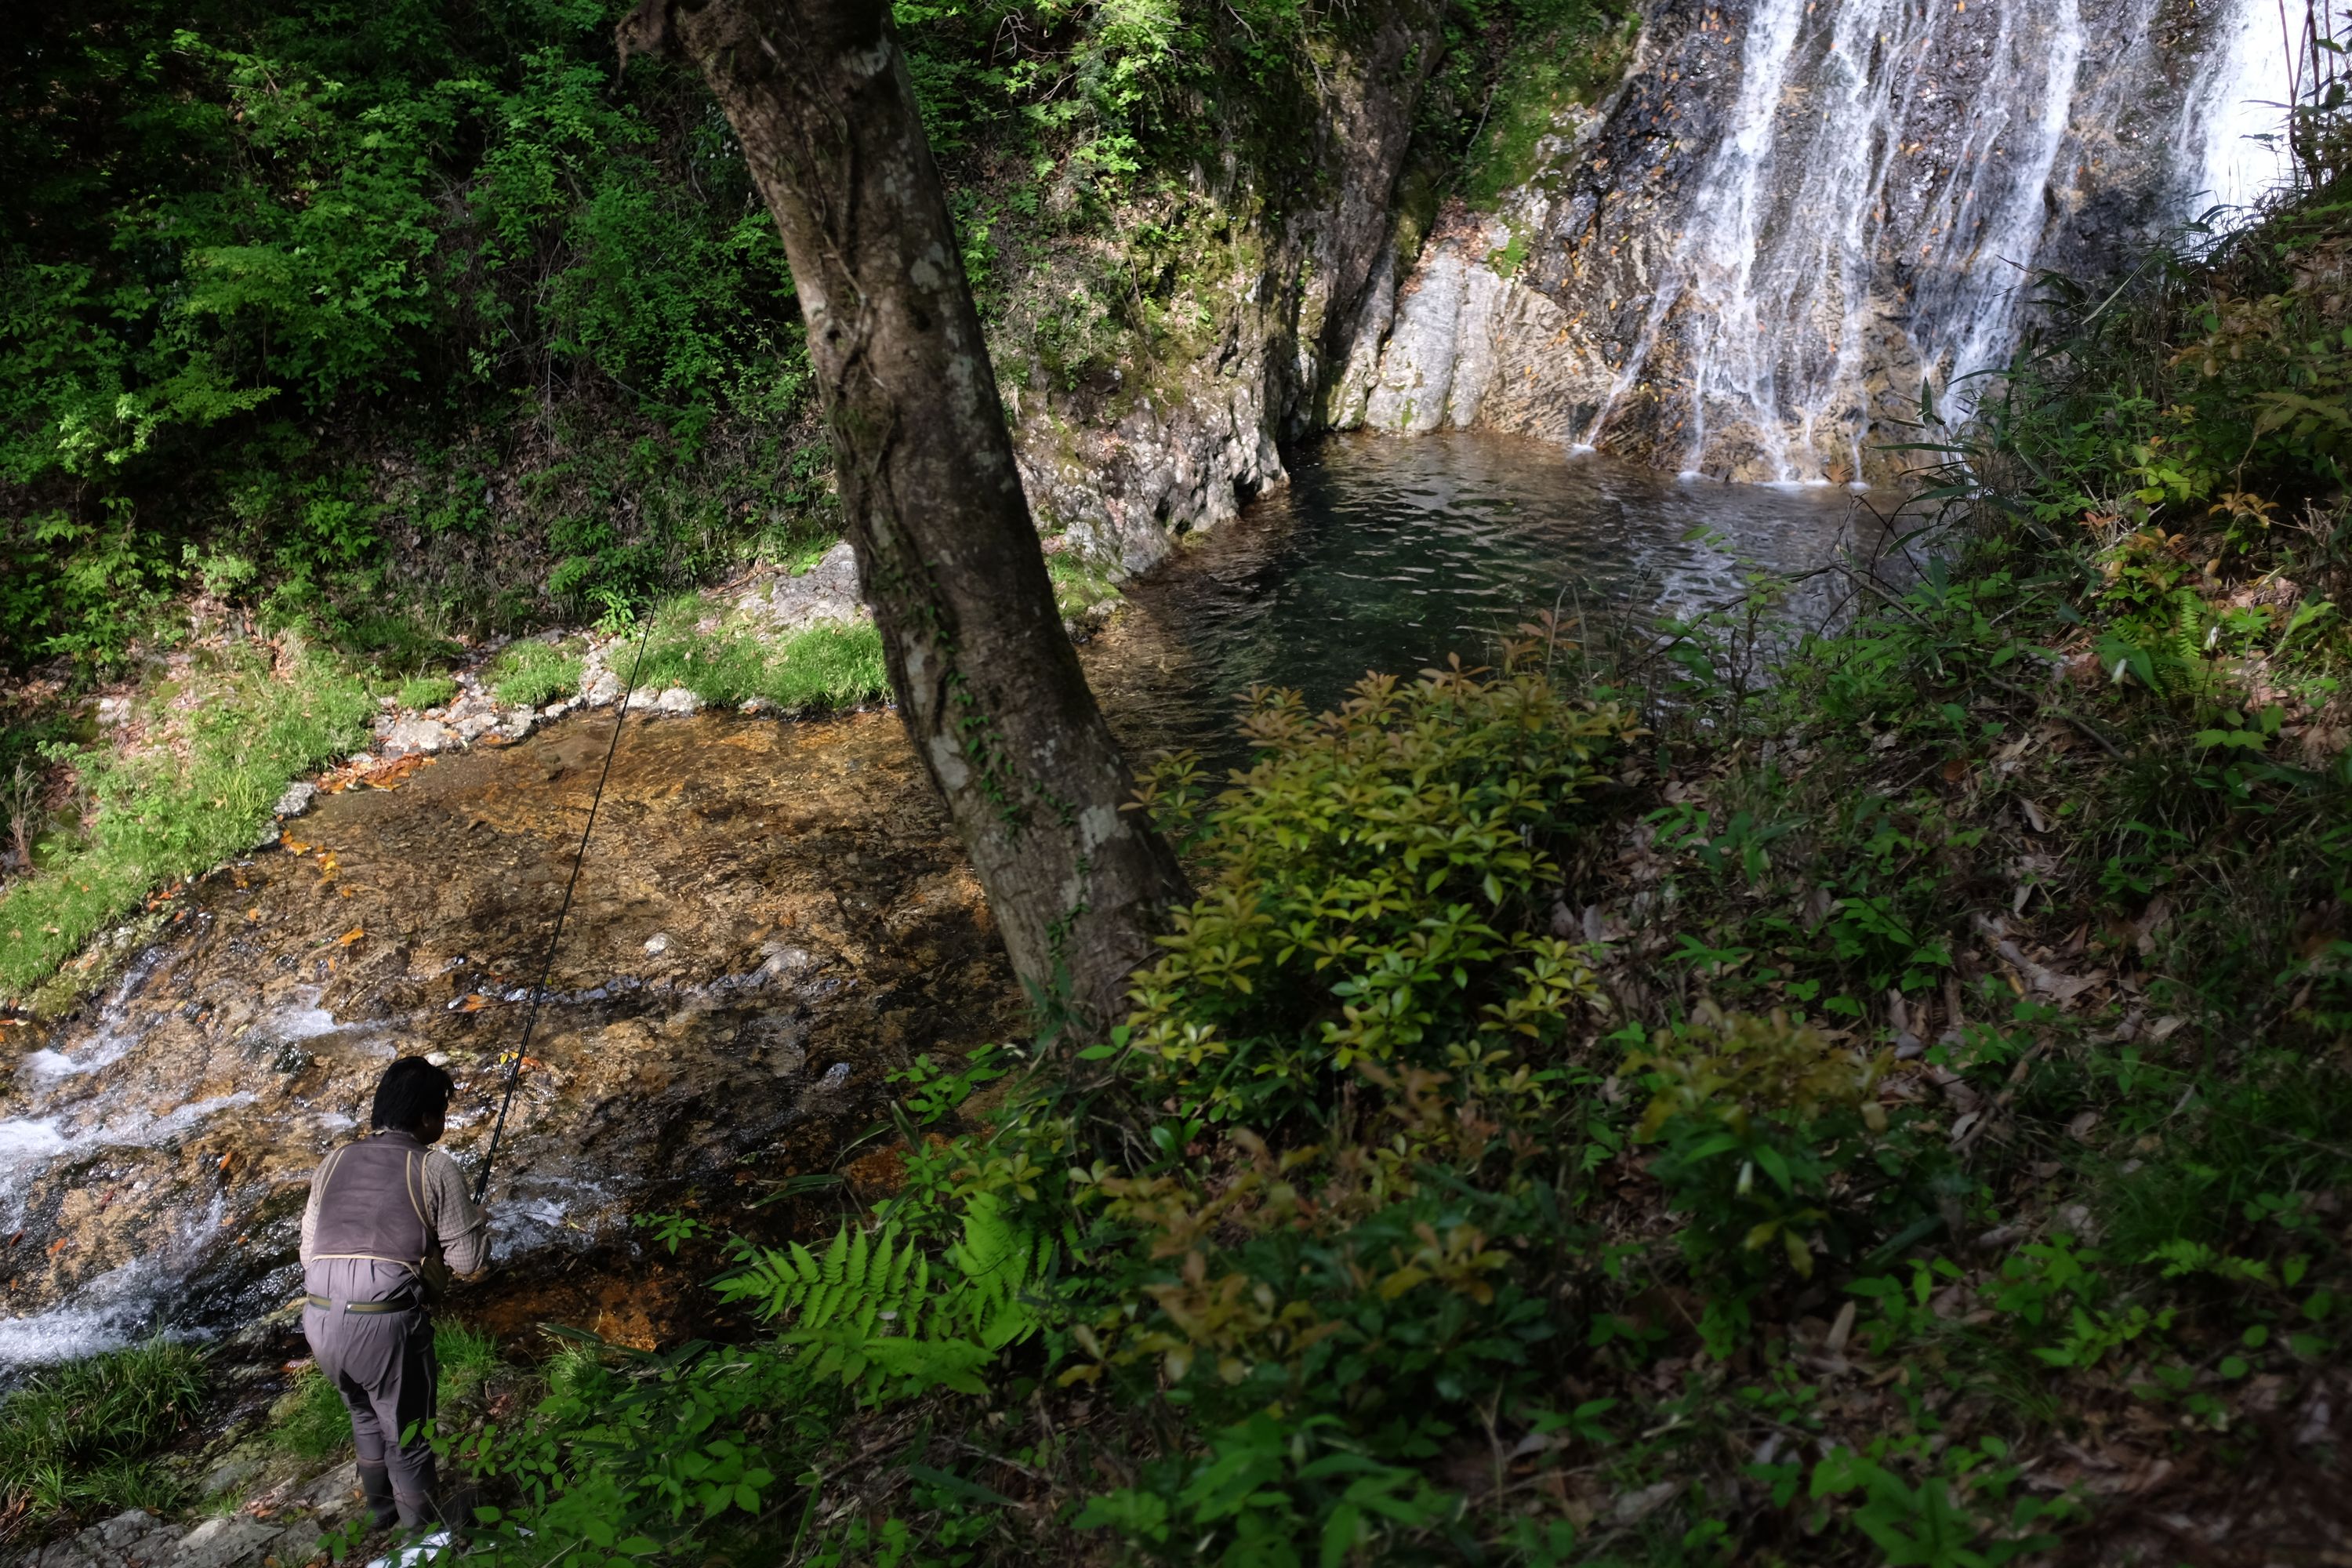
[619,0,1188,1033]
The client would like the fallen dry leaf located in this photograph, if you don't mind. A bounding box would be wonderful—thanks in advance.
[339,927,365,947]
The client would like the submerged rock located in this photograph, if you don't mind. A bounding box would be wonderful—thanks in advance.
[0,710,1022,1369]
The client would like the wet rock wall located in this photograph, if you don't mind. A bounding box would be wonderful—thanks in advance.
[1330,0,2267,483]
[1010,0,1449,572]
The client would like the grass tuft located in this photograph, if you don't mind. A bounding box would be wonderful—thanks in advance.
[392,674,458,710]
[270,1320,512,1462]
[0,1339,203,1527]
[0,649,374,997]
[633,597,888,713]
[483,637,586,707]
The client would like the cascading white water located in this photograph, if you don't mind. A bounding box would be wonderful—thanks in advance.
[1589,0,2297,483]
[2183,0,2302,216]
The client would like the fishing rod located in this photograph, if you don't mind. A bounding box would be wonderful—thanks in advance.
[472,615,656,1205]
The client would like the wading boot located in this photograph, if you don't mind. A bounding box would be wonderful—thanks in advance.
[358,1462,398,1530]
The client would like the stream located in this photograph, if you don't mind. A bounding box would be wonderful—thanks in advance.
[0,433,1867,1373]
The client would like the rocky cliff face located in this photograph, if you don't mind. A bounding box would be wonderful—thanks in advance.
[1007,0,1446,572]
[1327,0,2274,485]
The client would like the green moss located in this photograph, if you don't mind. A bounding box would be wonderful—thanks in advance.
[1458,3,1638,211]
[1047,554,1122,619]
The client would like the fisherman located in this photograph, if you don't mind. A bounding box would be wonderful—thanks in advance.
[299,1056,488,1533]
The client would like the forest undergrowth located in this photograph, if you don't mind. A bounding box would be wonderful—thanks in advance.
[53,165,2325,1567]
[8,7,2350,1567]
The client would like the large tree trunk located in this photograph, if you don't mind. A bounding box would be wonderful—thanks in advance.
[619,0,1188,1032]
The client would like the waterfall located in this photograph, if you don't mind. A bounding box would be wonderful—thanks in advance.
[2182,0,2302,216]
[1584,0,2297,483]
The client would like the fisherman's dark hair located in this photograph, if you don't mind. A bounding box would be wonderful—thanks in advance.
[372,1055,455,1133]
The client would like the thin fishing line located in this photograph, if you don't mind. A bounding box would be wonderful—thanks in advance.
[473,614,656,1204]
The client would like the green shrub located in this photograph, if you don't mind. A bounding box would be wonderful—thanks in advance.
[1626,1005,1947,1350]
[0,1340,204,1524]
[1127,655,1638,1126]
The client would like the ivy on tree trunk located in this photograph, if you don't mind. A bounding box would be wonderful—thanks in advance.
[619,0,1189,1033]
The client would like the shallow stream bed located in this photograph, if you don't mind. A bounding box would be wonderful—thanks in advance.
[0,433,1871,1370]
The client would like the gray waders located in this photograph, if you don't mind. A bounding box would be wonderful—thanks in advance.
[303,1132,455,1531]
[302,1289,441,1528]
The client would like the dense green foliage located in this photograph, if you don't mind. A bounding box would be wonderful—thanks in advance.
[0,1340,204,1529]
[0,0,1558,674]
[2,0,820,666]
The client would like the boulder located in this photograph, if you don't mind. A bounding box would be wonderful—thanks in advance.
[744,541,867,633]
[382,718,448,757]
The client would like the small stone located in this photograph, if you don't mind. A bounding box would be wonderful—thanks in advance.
[543,699,572,719]
[655,687,702,716]
[253,821,282,851]
[644,933,671,956]
[741,696,772,715]
[455,713,495,743]
[625,688,660,711]
[503,707,536,739]
[96,695,132,726]
[274,781,318,818]
[583,670,622,707]
[347,751,373,767]
[383,717,449,757]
